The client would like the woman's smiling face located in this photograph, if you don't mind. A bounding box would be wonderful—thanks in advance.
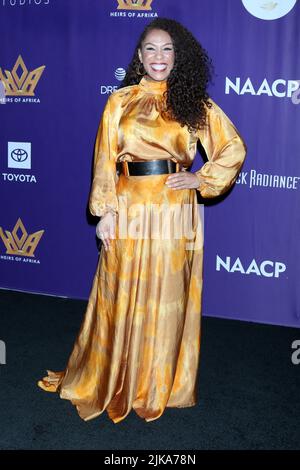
[138,28,175,82]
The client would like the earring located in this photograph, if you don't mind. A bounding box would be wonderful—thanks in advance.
[136,61,145,76]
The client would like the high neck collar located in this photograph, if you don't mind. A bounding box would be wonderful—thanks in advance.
[139,75,167,93]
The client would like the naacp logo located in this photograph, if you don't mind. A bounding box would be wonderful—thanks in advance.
[225,77,300,98]
[0,218,44,260]
[0,55,45,97]
[216,255,286,278]
[242,0,297,20]
[117,0,153,10]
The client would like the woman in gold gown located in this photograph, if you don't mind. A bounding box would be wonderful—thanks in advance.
[38,18,246,423]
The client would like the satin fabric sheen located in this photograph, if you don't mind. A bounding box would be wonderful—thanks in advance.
[37,76,247,423]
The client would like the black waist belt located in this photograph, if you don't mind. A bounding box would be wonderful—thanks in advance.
[118,159,181,176]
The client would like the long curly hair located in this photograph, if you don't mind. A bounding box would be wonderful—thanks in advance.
[118,17,214,133]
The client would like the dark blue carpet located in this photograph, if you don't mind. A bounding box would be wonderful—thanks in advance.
[0,288,299,450]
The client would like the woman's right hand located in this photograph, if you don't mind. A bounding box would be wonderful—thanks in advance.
[96,211,117,251]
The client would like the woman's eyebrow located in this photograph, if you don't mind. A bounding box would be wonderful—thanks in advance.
[143,42,173,46]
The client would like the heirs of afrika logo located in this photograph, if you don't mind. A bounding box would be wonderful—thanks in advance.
[111,0,158,18]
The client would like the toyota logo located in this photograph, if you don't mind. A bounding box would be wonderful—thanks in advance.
[11,148,28,162]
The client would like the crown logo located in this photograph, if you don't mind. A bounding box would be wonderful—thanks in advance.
[117,0,153,10]
[0,55,45,96]
[0,218,44,257]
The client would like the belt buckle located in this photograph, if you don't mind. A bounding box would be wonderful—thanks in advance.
[122,161,130,176]
[167,160,179,174]
[122,160,180,176]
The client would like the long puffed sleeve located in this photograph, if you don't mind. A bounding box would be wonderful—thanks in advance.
[195,99,247,198]
[89,95,119,218]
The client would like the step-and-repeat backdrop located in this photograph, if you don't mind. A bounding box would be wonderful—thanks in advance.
[0,0,299,327]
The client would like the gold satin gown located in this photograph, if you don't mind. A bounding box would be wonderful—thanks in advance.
[37,76,247,423]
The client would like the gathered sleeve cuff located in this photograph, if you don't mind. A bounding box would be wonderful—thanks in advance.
[89,95,119,218]
[195,99,247,198]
